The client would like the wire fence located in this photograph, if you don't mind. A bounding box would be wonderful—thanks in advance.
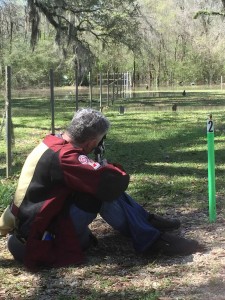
[0,67,132,177]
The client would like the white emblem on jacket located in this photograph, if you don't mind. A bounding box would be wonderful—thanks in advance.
[78,155,101,170]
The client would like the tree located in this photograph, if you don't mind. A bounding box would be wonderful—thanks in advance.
[136,0,225,87]
[26,0,142,70]
[0,0,25,85]
[2,0,225,89]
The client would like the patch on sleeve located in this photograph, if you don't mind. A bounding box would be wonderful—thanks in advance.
[78,155,101,170]
[78,155,89,164]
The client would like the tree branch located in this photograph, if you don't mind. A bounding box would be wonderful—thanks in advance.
[194,10,225,19]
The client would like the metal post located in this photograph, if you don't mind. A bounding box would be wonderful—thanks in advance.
[112,72,115,104]
[99,73,102,111]
[107,71,109,106]
[133,59,136,88]
[89,71,92,108]
[120,72,122,97]
[123,73,125,97]
[75,57,79,111]
[116,73,119,97]
[50,69,55,134]
[5,66,12,177]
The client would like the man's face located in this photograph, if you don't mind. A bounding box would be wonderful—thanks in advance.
[84,133,106,154]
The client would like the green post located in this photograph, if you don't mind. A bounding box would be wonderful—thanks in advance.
[207,113,216,222]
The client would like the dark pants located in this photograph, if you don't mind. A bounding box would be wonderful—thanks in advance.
[7,234,26,263]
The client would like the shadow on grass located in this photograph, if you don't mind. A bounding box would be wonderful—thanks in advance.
[1,205,219,299]
[1,105,225,299]
[4,109,225,207]
[0,257,21,268]
[32,207,222,299]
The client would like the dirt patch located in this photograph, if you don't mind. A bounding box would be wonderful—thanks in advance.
[1,208,225,300]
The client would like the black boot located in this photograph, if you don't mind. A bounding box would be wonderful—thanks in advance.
[147,232,205,256]
[148,214,181,231]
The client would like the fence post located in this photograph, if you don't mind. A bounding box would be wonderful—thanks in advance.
[119,72,122,97]
[5,66,12,177]
[116,73,119,98]
[112,72,115,105]
[99,72,102,111]
[122,73,125,98]
[75,57,79,111]
[89,71,92,108]
[50,69,55,134]
[107,71,109,106]
[133,59,136,88]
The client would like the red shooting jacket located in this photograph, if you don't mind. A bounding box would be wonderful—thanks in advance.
[11,134,130,270]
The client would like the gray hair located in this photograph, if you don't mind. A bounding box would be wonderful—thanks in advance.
[66,108,110,144]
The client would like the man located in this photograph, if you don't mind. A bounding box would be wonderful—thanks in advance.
[0,108,203,270]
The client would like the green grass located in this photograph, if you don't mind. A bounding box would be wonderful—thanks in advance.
[1,88,225,217]
[1,88,225,298]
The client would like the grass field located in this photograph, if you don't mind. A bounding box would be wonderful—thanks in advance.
[1,87,225,210]
[1,88,225,299]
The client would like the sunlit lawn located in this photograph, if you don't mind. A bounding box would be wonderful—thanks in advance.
[1,89,225,299]
[1,89,225,217]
